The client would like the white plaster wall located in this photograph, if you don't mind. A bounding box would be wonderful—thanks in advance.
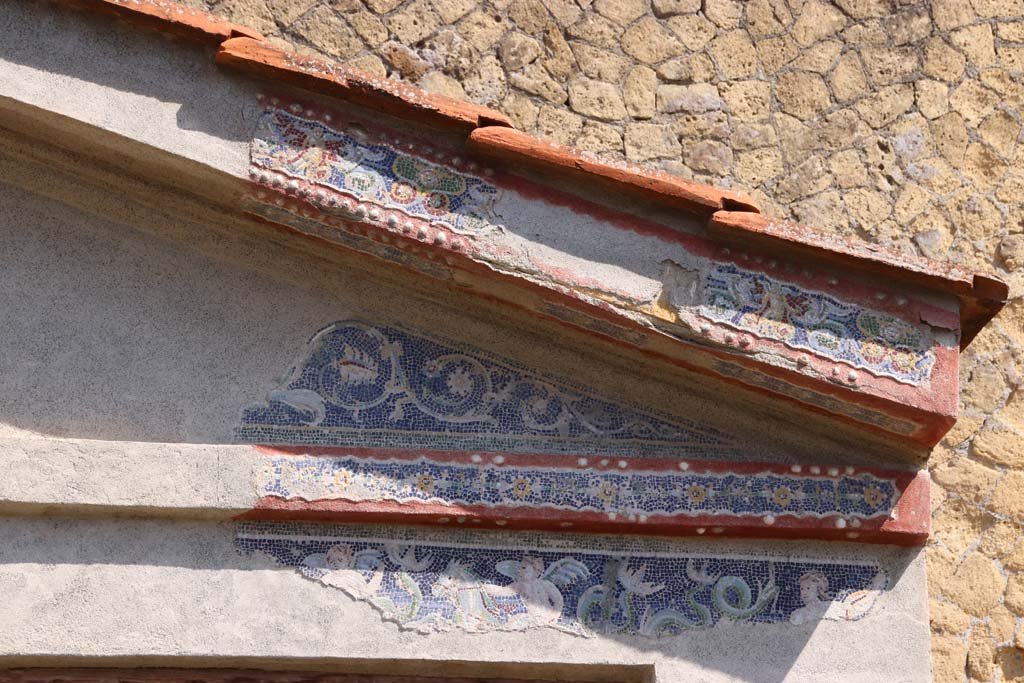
[0,8,935,676]
[0,438,256,516]
[0,516,930,683]
[0,0,959,465]
[0,0,959,332]
[0,0,255,180]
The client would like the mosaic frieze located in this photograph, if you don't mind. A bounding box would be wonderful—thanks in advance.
[252,107,501,234]
[700,263,936,385]
[238,322,733,456]
[259,454,899,521]
[237,524,888,637]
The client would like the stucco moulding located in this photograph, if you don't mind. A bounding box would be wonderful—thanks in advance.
[241,94,997,449]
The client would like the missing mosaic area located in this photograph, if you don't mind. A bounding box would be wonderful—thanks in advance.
[711,360,919,435]
[700,263,937,386]
[238,321,735,457]
[259,454,899,521]
[537,302,650,346]
[237,524,888,637]
[251,107,501,235]
[245,201,454,281]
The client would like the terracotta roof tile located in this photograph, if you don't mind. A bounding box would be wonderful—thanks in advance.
[466,126,760,217]
[49,0,1009,345]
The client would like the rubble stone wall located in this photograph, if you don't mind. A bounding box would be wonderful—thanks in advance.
[180,0,1024,679]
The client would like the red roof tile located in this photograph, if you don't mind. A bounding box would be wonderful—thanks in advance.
[216,37,514,133]
[466,126,760,217]
[707,211,1007,347]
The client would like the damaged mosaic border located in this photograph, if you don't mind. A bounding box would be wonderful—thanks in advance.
[251,106,502,236]
[249,101,941,400]
[258,453,899,521]
[700,263,937,386]
[237,522,889,638]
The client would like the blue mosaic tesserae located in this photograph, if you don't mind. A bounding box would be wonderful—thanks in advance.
[251,108,501,234]
[701,263,936,386]
[236,523,888,637]
[250,103,938,393]
[260,454,899,521]
[238,321,734,457]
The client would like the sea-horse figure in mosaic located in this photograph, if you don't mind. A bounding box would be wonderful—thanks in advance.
[577,558,778,636]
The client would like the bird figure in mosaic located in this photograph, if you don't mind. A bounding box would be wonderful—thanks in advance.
[577,558,671,635]
[386,544,433,571]
[332,342,380,387]
[636,558,718,637]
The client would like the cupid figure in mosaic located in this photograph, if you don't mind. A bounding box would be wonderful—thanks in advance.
[303,543,434,625]
[788,569,887,625]
[307,544,384,599]
[431,556,589,633]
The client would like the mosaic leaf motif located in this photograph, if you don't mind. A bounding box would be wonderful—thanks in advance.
[236,525,888,637]
[251,108,501,234]
[238,322,733,457]
[700,263,936,385]
[260,455,898,521]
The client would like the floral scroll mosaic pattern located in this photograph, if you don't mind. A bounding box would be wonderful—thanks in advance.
[237,523,888,637]
[260,454,898,522]
[700,263,936,385]
[251,107,501,234]
[238,322,733,457]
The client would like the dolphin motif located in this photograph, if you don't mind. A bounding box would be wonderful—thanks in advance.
[268,388,326,425]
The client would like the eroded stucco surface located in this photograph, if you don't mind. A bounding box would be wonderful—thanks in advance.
[172,0,1024,679]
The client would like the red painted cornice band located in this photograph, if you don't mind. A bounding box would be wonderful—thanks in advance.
[245,446,931,546]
